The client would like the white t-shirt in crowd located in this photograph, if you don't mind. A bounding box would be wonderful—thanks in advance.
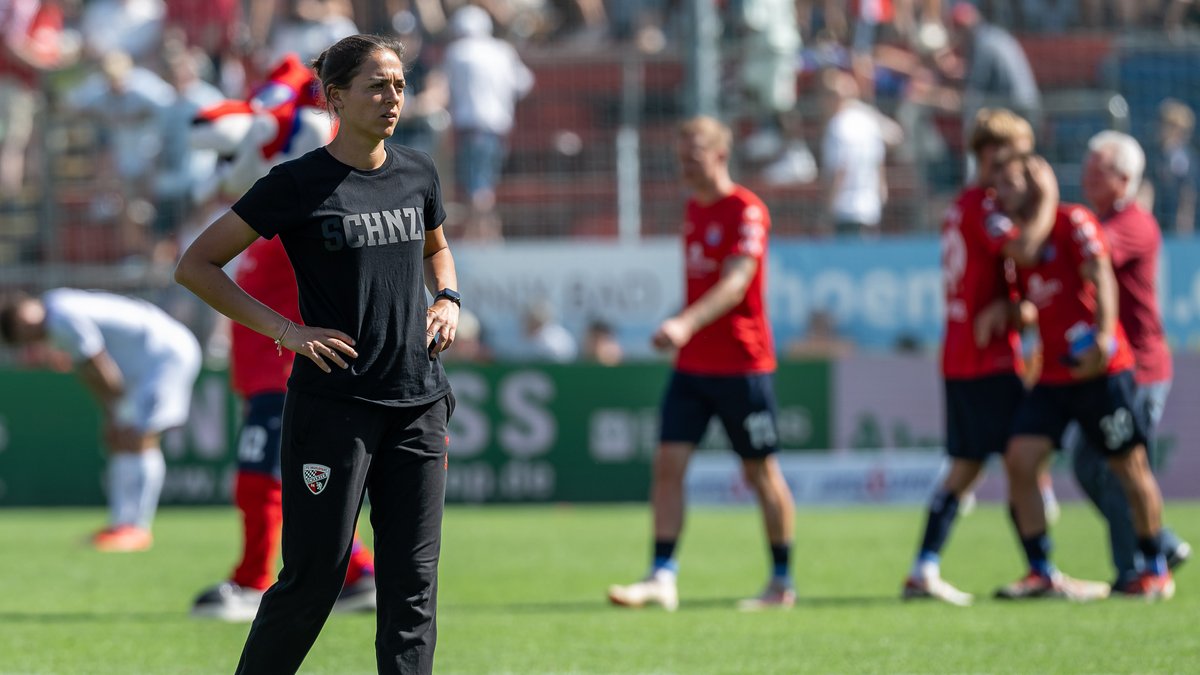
[822,102,886,227]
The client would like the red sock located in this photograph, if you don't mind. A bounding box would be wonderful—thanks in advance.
[344,529,375,586]
[231,472,282,591]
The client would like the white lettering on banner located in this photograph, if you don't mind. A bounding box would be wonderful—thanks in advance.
[452,238,1200,354]
[499,461,555,499]
[772,267,942,332]
[499,372,555,458]
[446,370,558,459]
[445,462,495,503]
[444,460,556,502]
[590,409,639,462]
[589,407,660,462]
[685,452,944,505]
[160,465,235,503]
[462,271,666,320]
[777,408,812,446]
[862,269,902,330]
[563,270,664,315]
[638,408,659,451]
[453,241,681,358]
[446,372,489,458]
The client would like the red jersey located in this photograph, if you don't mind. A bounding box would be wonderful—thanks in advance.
[675,185,776,375]
[1101,203,1172,384]
[1018,204,1136,385]
[231,237,301,397]
[941,186,1023,379]
[0,0,62,87]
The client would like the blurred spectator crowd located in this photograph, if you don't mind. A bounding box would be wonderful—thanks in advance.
[1,1,1200,267]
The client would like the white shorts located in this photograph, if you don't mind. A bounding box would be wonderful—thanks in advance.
[113,326,202,434]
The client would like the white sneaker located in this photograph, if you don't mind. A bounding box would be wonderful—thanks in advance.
[607,569,679,611]
[902,566,973,607]
[761,143,818,185]
[190,582,264,622]
[994,570,1110,602]
[737,578,796,611]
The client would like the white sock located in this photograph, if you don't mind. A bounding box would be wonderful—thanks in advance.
[108,453,142,527]
[136,448,166,530]
[107,450,165,530]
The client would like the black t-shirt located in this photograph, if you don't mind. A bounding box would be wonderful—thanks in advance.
[233,145,450,406]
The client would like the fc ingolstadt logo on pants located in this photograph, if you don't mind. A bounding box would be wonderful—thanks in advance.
[303,463,330,495]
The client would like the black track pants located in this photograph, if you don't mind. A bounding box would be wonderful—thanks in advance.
[235,390,452,675]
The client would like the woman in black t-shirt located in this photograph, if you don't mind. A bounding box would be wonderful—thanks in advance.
[176,34,459,675]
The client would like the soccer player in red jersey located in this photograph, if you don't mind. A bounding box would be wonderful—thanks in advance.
[607,115,795,611]
[994,150,1174,601]
[190,236,378,621]
[1066,130,1190,594]
[902,108,1058,605]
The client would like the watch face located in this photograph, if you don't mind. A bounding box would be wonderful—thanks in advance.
[438,289,461,304]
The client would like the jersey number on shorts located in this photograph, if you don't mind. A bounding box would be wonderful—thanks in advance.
[1099,408,1134,451]
[238,425,269,464]
[744,411,778,450]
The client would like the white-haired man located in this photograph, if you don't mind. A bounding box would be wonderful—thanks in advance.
[1069,130,1190,595]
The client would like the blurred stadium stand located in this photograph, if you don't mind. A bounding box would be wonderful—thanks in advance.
[1,5,1198,290]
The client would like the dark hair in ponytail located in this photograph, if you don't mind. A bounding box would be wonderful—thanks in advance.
[311,34,405,115]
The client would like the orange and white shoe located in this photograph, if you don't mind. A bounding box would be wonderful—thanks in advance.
[92,525,153,552]
[994,570,1109,602]
[1115,572,1175,601]
[902,567,973,607]
[737,578,797,611]
[607,569,679,612]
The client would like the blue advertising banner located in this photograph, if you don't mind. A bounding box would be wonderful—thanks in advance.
[768,236,1200,353]
[450,236,1200,358]
[767,238,942,352]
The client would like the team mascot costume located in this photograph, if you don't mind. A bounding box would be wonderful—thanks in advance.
[189,54,377,621]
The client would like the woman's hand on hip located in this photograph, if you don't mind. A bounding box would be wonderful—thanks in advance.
[282,324,358,373]
[426,300,459,357]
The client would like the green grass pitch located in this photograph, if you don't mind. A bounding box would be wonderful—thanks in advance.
[1,502,1197,674]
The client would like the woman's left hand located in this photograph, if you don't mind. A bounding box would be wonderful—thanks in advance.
[426,299,459,357]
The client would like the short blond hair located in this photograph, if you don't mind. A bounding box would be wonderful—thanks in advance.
[1159,98,1195,134]
[679,115,731,155]
[970,108,1035,157]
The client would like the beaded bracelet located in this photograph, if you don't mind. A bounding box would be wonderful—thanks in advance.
[274,320,294,356]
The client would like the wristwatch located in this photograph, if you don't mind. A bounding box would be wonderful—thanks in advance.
[434,288,462,307]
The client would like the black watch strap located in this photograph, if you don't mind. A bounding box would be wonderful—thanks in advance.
[434,288,462,306]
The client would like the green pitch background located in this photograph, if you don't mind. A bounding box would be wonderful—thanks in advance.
[1,503,1196,674]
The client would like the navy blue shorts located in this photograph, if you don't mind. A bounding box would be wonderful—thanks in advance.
[944,373,1025,461]
[236,392,286,479]
[1012,370,1149,457]
[659,371,779,458]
